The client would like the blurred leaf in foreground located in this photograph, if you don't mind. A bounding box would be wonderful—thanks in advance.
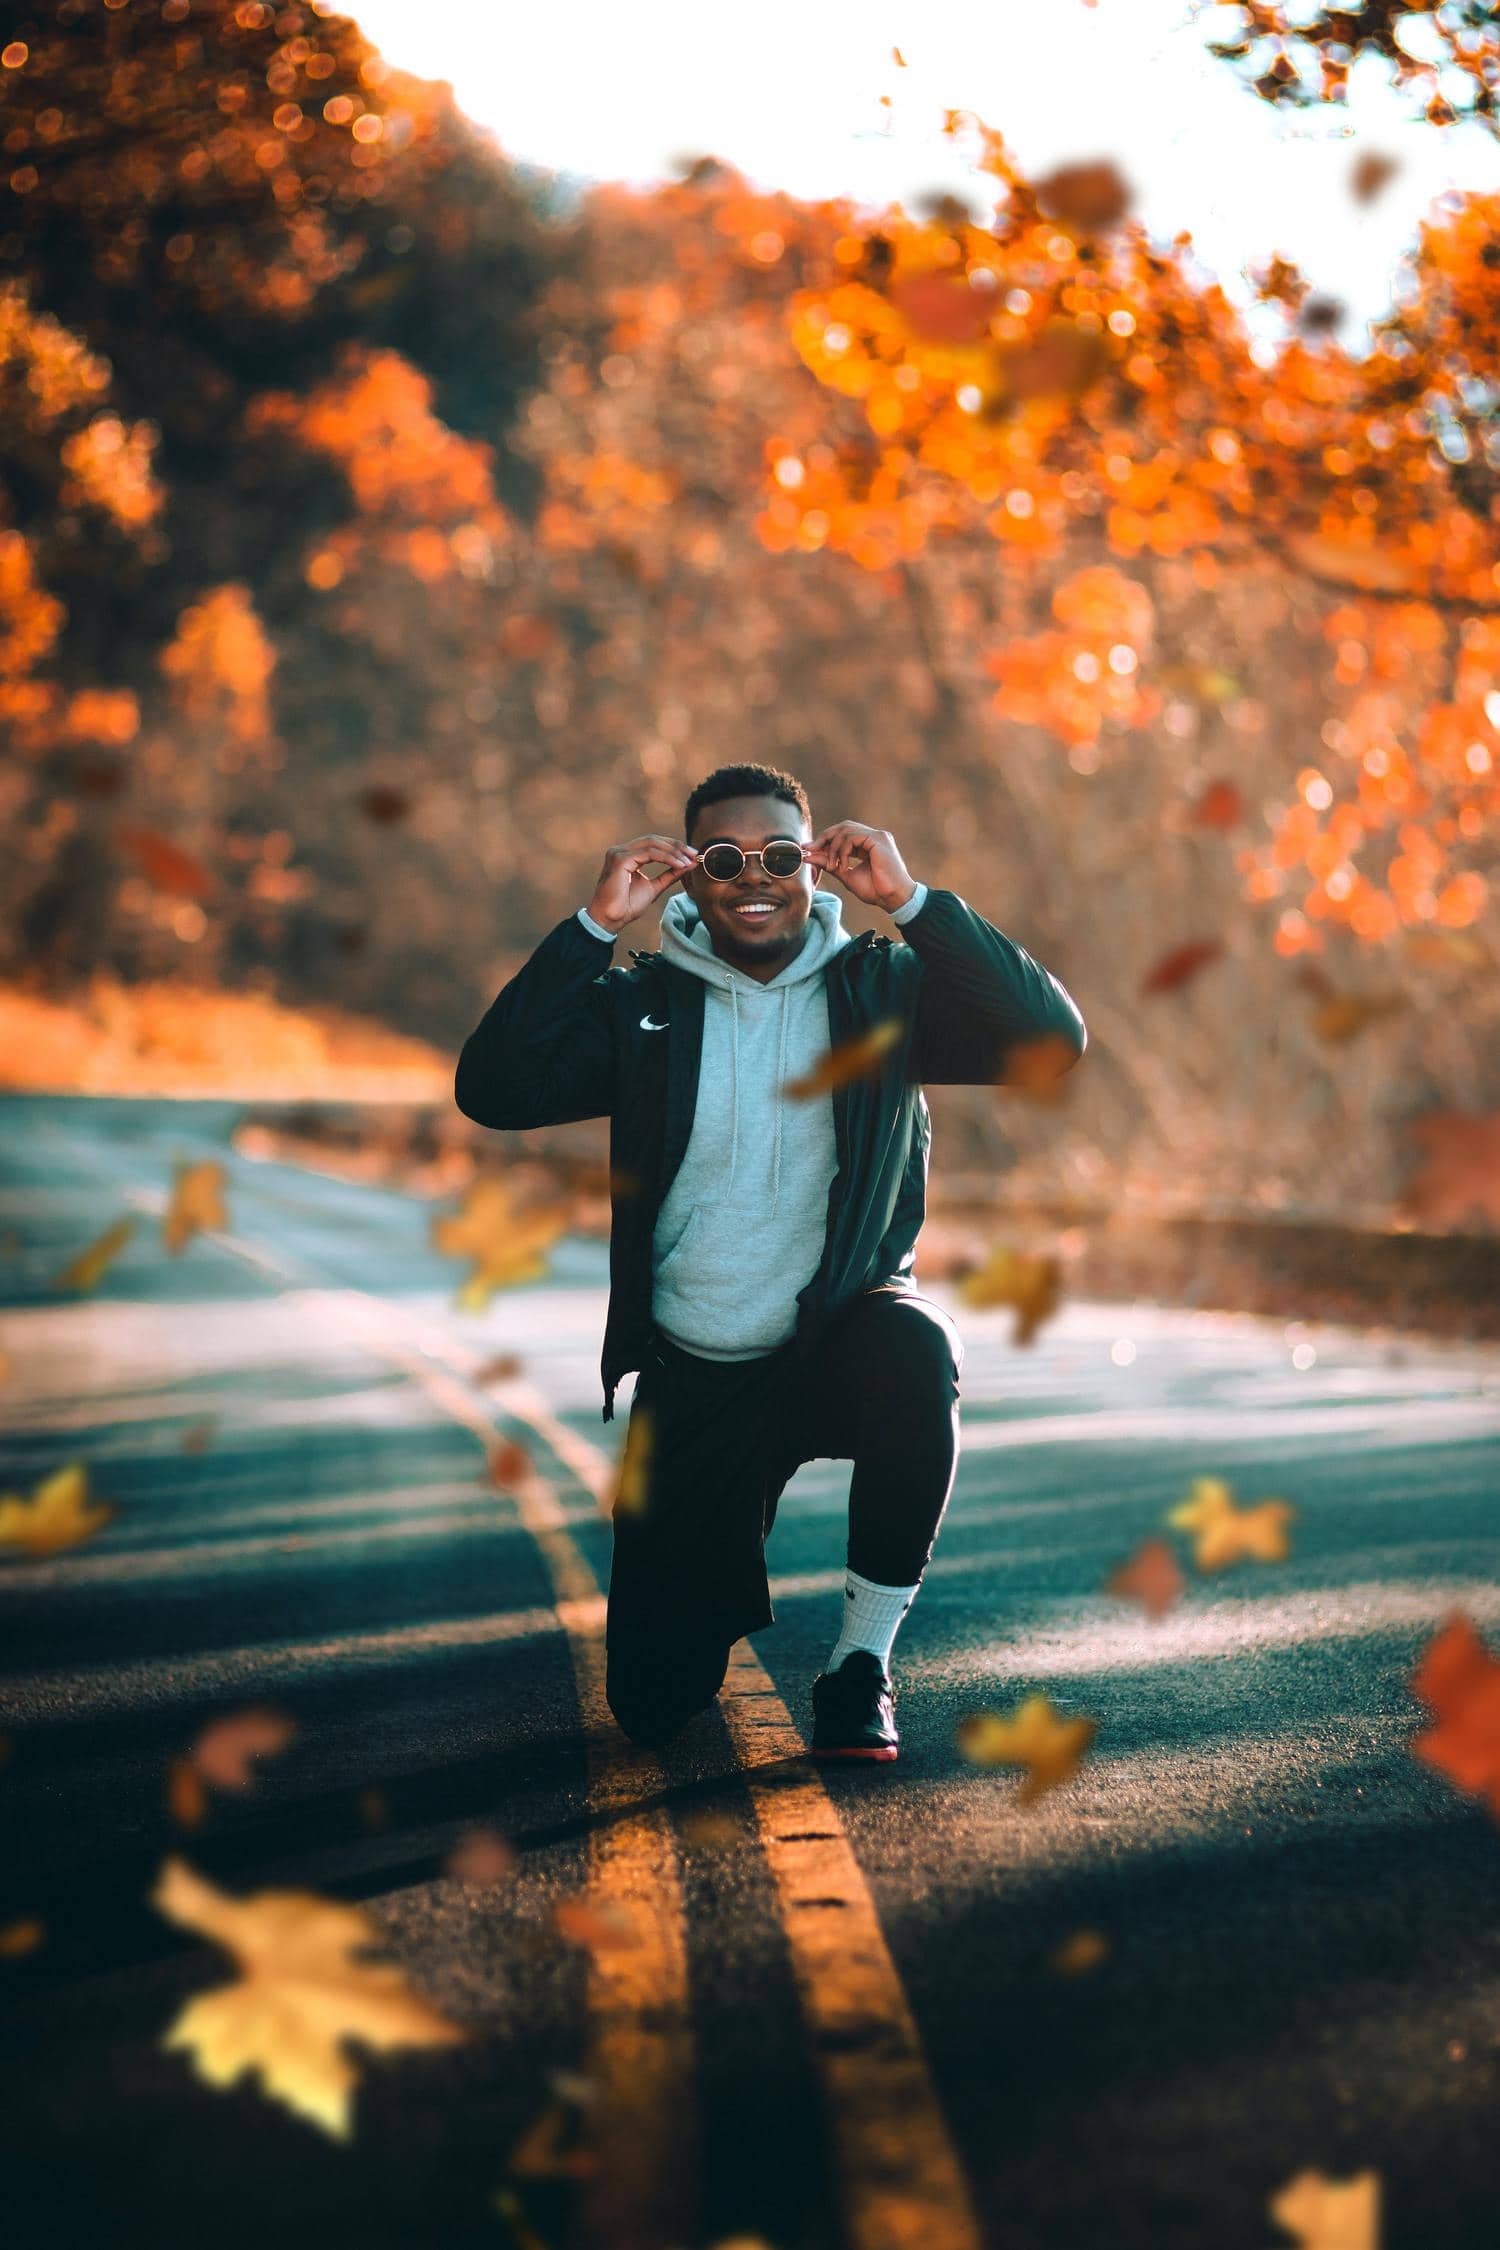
[1269,2167,1381,2249]
[1409,1611,1500,1823]
[1166,1476,1295,1571]
[0,1463,115,1557]
[164,1159,228,1254]
[152,1858,465,2140]
[955,1245,1061,1345]
[1104,1537,1184,1619]
[167,1705,297,1829]
[50,1215,134,1293]
[783,1016,903,1099]
[431,1176,570,1311]
[955,1695,1097,1802]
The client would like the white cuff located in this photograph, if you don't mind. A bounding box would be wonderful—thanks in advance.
[890,881,929,926]
[576,905,618,943]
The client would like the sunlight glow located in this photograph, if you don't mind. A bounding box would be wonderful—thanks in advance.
[348,0,1500,337]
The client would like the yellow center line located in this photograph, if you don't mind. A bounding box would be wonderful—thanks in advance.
[118,1203,699,2250]
[116,1188,981,2243]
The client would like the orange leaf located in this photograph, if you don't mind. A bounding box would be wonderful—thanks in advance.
[115,822,215,899]
[1140,939,1223,996]
[1409,1611,1500,1819]
[1104,1538,1184,1619]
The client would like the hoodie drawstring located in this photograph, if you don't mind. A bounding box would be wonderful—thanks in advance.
[773,990,786,1204]
[728,981,738,1193]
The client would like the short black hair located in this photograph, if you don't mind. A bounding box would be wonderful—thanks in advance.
[683,762,811,842]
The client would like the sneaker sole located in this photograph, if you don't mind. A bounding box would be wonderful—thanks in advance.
[810,1743,898,1761]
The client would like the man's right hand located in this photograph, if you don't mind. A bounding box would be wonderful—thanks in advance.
[586,836,700,936]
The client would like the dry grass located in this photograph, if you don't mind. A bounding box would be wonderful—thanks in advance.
[0,978,451,1103]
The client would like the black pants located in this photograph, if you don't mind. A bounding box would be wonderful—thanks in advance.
[604,1286,964,1745]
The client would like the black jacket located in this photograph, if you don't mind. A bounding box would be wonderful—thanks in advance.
[454,888,1087,1424]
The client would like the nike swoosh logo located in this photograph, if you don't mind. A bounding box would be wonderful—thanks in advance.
[640,1015,669,1031]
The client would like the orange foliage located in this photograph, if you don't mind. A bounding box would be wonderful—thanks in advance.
[735,109,1499,946]
[159,584,276,747]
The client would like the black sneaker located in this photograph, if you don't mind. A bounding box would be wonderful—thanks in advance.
[810,1649,899,1762]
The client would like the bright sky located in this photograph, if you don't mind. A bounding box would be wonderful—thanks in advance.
[349,0,1500,344]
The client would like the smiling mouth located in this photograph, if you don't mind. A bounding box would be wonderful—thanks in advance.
[730,901,781,922]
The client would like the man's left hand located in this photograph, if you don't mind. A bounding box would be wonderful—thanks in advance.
[804,823,917,914]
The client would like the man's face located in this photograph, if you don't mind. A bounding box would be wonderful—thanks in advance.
[683,794,819,976]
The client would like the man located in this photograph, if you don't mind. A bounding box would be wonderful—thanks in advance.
[455,763,1087,1760]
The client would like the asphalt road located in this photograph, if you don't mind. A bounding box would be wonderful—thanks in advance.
[2,1094,1499,2250]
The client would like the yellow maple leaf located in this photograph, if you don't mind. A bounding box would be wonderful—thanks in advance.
[955,1244,1061,1345]
[51,1214,134,1293]
[0,1462,116,1557]
[1166,1475,1295,1571]
[1270,2167,1381,2250]
[163,1159,228,1255]
[152,1857,465,2139]
[430,1176,569,1312]
[955,1694,1097,1802]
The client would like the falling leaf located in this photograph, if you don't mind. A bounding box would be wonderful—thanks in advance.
[152,1857,465,2139]
[1409,1611,1500,1821]
[1166,1476,1295,1571]
[1299,295,1344,336]
[1401,929,1489,974]
[51,1215,134,1292]
[955,1694,1097,1802]
[1396,1109,1500,1231]
[552,1897,640,1951]
[0,1462,116,1557]
[473,1353,524,1385]
[487,1438,534,1489]
[169,1706,295,1828]
[1284,531,1428,596]
[181,1416,220,1454]
[1350,151,1399,205]
[1190,779,1244,829]
[1307,989,1406,1046]
[445,1827,517,1886]
[116,822,215,899]
[783,1016,904,1099]
[995,1030,1078,1099]
[1104,1537,1184,1619]
[1269,2167,1381,2250]
[992,319,1112,405]
[1033,159,1132,229]
[431,1176,570,1311]
[1049,1929,1110,1976]
[0,1919,43,1958]
[612,1402,654,1518]
[891,269,998,347]
[1140,938,1223,996]
[955,1245,1060,1345]
[358,784,412,824]
[508,2093,596,2179]
[164,1159,227,1254]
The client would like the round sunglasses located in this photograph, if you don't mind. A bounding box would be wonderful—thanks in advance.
[695,841,808,882]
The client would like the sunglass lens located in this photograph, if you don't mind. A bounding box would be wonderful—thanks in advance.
[762,842,803,876]
[700,845,743,881]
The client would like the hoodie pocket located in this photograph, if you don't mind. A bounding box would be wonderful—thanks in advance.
[652,1203,708,1296]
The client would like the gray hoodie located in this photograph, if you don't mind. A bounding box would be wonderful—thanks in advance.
[648,885,852,1360]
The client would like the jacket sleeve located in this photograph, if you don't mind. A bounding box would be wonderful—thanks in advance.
[454,913,620,1129]
[898,887,1087,1087]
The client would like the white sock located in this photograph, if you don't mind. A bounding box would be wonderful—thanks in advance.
[826,1566,922,1676]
